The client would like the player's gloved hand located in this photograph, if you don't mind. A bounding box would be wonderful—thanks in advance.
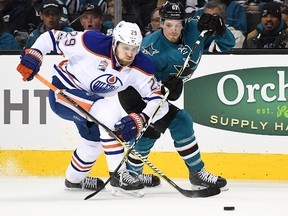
[114,113,147,142]
[161,75,183,101]
[197,13,226,36]
[16,48,43,81]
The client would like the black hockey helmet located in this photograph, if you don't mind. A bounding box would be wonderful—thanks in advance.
[159,1,186,20]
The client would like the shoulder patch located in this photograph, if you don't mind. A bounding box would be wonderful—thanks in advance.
[56,32,65,41]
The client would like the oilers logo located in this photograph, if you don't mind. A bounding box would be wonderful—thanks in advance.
[90,74,123,93]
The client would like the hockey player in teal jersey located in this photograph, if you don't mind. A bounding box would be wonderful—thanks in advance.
[118,1,235,189]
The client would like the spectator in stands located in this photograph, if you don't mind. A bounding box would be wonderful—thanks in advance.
[203,0,245,48]
[0,15,20,49]
[244,2,288,48]
[103,0,128,29]
[194,0,247,35]
[24,0,73,49]
[0,0,26,35]
[143,7,161,36]
[102,0,116,29]
[78,3,109,33]
[23,0,71,32]
[281,6,288,24]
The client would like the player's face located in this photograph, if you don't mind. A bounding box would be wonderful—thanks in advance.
[161,19,183,43]
[115,42,139,66]
[261,14,280,32]
[80,11,103,30]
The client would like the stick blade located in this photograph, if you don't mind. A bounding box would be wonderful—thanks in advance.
[179,186,221,198]
[84,187,103,200]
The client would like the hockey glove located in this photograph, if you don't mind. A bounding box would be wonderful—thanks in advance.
[16,48,43,81]
[114,113,147,142]
[197,13,226,36]
[161,75,183,101]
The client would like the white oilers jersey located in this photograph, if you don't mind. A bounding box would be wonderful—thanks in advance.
[31,30,168,120]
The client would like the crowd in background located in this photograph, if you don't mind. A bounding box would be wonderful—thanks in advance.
[1,0,288,50]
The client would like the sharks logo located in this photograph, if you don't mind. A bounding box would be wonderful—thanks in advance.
[142,43,159,56]
[90,74,123,93]
[173,45,202,77]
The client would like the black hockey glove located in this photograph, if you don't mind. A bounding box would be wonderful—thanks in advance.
[197,13,226,36]
[161,75,183,101]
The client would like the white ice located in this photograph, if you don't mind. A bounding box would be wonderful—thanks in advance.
[0,177,287,216]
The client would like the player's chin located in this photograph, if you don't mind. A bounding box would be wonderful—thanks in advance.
[121,59,133,66]
[168,36,179,43]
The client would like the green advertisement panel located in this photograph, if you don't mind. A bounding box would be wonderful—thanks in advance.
[184,67,288,136]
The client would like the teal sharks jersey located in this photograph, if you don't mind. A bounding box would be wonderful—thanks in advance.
[141,17,235,81]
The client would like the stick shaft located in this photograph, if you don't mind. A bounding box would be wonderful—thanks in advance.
[176,30,207,78]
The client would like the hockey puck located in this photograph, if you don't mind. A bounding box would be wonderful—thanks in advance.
[224,206,235,211]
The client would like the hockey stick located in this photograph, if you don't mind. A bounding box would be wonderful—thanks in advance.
[84,87,170,200]
[35,74,124,142]
[176,30,208,78]
[35,74,220,198]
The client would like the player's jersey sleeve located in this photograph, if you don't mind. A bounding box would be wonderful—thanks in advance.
[207,28,236,52]
[31,30,67,54]
[138,76,168,122]
[31,30,87,58]
[126,55,169,122]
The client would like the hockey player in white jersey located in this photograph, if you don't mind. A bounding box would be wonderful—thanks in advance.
[16,21,169,196]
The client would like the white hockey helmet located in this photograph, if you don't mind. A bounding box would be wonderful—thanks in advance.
[112,21,143,54]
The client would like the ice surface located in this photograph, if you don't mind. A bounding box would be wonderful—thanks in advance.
[0,177,287,216]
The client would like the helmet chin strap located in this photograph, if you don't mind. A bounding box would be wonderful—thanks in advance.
[112,41,123,67]
[114,54,121,67]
